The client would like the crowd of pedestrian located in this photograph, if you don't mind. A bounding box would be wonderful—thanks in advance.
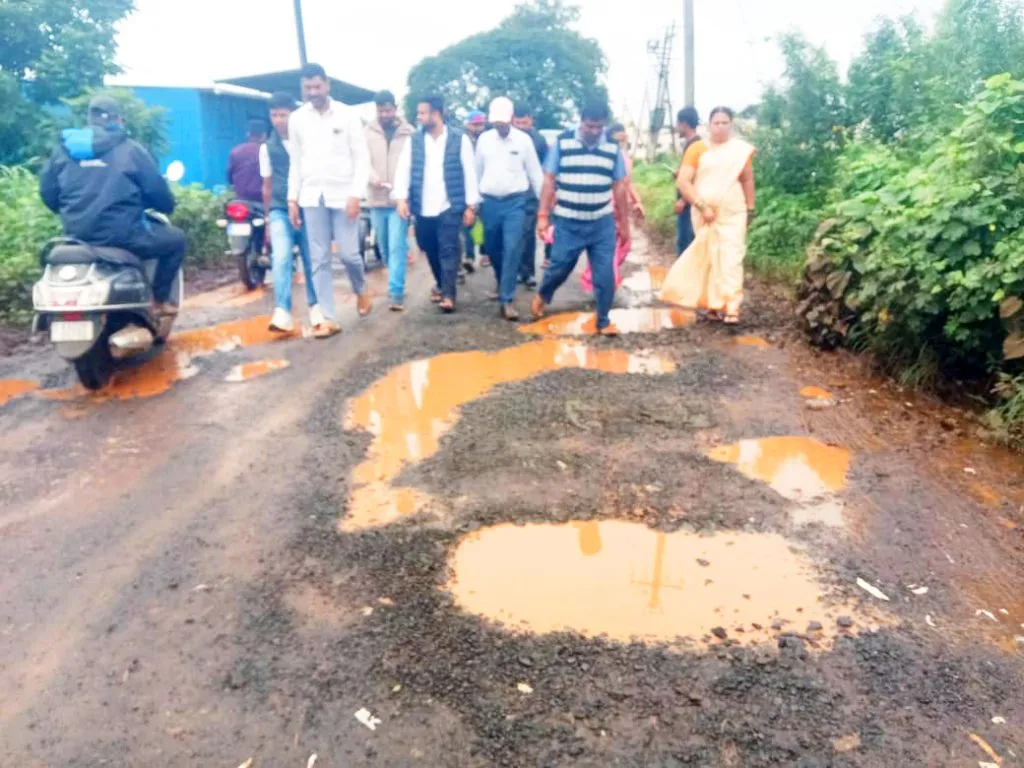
[237,62,757,338]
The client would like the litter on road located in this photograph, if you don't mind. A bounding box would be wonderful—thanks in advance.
[355,708,382,731]
[856,578,890,602]
[517,682,534,694]
[976,609,998,623]
[969,732,1003,765]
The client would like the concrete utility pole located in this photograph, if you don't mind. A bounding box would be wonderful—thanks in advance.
[294,0,308,67]
[684,0,695,105]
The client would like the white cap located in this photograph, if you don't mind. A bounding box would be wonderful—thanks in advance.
[488,97,514,124]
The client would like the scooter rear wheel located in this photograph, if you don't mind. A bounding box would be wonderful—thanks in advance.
[238,253,267,291]
[74,341,114,390]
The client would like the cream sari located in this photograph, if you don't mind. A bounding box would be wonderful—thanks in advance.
[660,137,755,317]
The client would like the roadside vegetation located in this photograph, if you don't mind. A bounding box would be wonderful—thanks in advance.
[635,0,1024,450]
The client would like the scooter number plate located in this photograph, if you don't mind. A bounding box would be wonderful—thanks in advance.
[227,223,252,237]
[50,321,95,342]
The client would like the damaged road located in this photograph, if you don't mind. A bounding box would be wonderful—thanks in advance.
[0,235,1023,766]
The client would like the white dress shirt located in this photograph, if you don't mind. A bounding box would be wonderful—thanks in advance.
[287,99,370,208]
[475,127,544,199]
[392,128,481,217]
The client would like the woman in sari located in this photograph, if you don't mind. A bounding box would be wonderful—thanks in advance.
[660,107,755,324]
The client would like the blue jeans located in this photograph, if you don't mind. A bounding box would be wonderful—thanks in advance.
[677,205,695,256]
[269,209,316,312]
[482,193,528,304]
[540,215,617,329]
[370,208,409,301]
[303,201,366,322]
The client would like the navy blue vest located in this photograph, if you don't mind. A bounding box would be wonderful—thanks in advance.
[266,133,290,212]
[409,128,466,217]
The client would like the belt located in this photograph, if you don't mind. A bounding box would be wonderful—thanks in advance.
[482,191,530,201]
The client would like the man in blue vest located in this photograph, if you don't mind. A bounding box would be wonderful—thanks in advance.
[260,91,321,333]
[394,96,480,313]
[532,101,630,335]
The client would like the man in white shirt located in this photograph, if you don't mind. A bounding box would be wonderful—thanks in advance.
[260,91,321,333]
[475,97,544,320]
[287,63,372,339]
[394,95,480,313]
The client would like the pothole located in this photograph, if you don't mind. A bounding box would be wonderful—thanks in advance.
[225,359,290,382]
[518,308,696,336]
[447,520,887,647]
[0,379,40,408]
[340,340,676,532]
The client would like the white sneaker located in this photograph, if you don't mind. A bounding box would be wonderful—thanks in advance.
[308,305,326,328]
[269,307,294,333]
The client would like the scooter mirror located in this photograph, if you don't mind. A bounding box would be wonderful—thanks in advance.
[165,160,186,183]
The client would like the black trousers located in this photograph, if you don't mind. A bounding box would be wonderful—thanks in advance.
[414,209,463,300]
[122,220,187,303]
[519,199,539,282]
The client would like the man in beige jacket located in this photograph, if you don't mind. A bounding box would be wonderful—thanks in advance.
[365,90,416,310]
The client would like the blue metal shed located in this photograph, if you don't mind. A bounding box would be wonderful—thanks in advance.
[128,85,269,190]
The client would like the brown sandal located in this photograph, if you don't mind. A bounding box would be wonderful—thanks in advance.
[430,287,442,303]
[439,298,456,313]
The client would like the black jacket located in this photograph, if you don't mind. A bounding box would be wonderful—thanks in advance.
[39,125,175,246]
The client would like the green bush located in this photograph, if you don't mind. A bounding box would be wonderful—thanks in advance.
[0,167,228,324]
[0,166,60,324]
[746,194,822,281]
[811,75,1024,377]
[171,183,230,266]
[632,161,679,245]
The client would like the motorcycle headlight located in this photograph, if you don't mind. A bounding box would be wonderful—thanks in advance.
[78,280,112,308]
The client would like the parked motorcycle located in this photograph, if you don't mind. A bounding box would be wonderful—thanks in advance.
[31,212,183,390]
[217,200,268,290]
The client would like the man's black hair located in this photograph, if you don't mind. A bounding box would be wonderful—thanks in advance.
[247,119,268,137]
[580,100,610,122]
[608,122,626,135]
[677,106,700,130]
[419,95,444,115]
[513,104,533,118]
[300,62,327,80]
[374,90,397,106]
[269,91,296,111]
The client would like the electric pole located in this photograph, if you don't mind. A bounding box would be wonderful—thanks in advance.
[647,23,677,160]
[684,0,695,105]
[294,0,308,67]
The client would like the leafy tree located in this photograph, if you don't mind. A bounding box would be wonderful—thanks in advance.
[65,87,169,159]
[754,34,847,199]
[405,0,607,128]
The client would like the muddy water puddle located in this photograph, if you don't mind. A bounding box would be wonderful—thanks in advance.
[708,437,851,528]
[448,521,883,646]
[519,308,696,337]
[182,283,267,309]
[40,316,296,402]
[621,266,668,293]
[0,380,40,407]
[800,386,834,400]
[225,359,290,382]
[734,335,772,350]
[341,340,676,532]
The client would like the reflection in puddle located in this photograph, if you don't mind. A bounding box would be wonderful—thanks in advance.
[40,316,296,401]
[708,437,851,528]
[0,379,40,407]
[518,308,696,337]
[734,336,771,350]
[708,437,850,502]
[621,266,668,293]
[800,386,834,401]
[448,521,881,645]
[225,359,290,382]
[341,340,676,531]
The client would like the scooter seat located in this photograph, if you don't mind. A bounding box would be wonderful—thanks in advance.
[44,242,143,269]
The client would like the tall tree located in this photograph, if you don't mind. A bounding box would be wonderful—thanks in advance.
[405,0,607,128]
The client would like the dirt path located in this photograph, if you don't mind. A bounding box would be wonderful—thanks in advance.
[0,235,1022,766]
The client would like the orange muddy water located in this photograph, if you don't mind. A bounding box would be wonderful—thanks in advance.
[518,308,696,337]
[225,359,290,382]
[447,521,883,646]
[707,437,851,503]
[341,340,676,532]
[800,386,834,400]
[0,380,40,408]
[40,316,296,402]
[734,336,772,350]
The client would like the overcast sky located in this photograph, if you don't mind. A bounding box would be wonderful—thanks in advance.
[113,0,947,122]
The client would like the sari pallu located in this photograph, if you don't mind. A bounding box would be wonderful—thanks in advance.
[659,138,755,317]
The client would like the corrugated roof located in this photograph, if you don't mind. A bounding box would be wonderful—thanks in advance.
[216,69,375,105]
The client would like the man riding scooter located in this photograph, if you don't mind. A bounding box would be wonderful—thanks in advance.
[39,94,186,318]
